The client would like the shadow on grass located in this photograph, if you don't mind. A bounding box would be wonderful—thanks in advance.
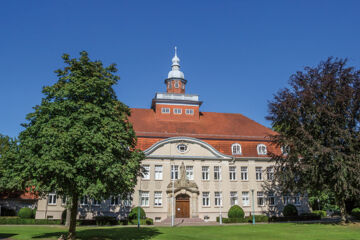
[33,227,162,240]
[0,233,17,239]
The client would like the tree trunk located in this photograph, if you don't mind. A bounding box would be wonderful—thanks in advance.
[67,194,78,240]
[339,198,348,223]
[65,208,71,227]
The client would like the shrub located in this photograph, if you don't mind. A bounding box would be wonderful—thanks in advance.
[228,205,245,219]
[0,217,62,225]
[269,214,320,222]
[128,207,146,220]
[216,215,268,223]
[32,208,37,218]
[119,219,128,225]
[312,210,326,218]
[283,204,298,217]
[17,207,33,219]
[351,208,360,220]
[94,216,118,226]
[145,218,153,225]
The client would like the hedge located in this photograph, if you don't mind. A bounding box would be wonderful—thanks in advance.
[269,213,320,222]
[0,217,61,225]
[283,204,298,217]
[351,208,360,220]
[129,218,154,225]
[0,207,16,216]
[216,215,269,223]
[94,216,118,226]
[312,210,327,218]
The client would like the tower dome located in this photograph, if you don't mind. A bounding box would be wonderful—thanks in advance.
[168,46,185,79]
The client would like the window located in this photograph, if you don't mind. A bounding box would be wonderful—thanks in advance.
[161,107,170,114]
[92,199,101,206]
[268,192,275,206]
[185,109,194,115]
[174,81,179,88]
[142,165,150,180]
[80,196,88,206]
[202,192,210,206]
[229,166,236,180]
[230,192,238,206]
[294,194,301,206]
[257,144,267,155]
[242,192,249,206]
[154,192,162,206]
[257,192,264,206]
[214,166,221,180]
[241,167,248,181]
[173,108,182,114]
[48,193,56,205]
[214,192,222,206]
[110,195,119,205]
[283,195,291,205]
[231,143,242,155]
[186,166,194,180]
[61,196,67,205]
[122,194,132,207]
[140,191,149,207]
[281,145,290,155]
[267,167,274,181]
[171,165,179,180]
[167,82,171,89]
[202,166,209,180]
[256,167,263,181]
[155,165,163,180]
[177,144,187,153]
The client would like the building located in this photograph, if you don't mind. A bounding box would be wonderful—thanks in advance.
[35,48,309,221]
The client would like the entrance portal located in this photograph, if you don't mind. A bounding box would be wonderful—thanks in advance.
[175,194,190,218]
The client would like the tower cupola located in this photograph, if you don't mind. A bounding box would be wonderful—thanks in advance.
[165,47,187,94]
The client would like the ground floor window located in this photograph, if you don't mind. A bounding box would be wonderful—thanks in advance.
[110,195,119,205]
[140,191,149,207]
[154,192,162,206]
[257,192,264,206]
[294,193,301,206]
[214,192,222,206]
[242,192,249,206]
[230,191,238,206]
[268,192,275,206]
[202,192,210,206]
[48,193,56,205]
[80,196,88,206]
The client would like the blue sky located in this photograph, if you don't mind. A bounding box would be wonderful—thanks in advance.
[1,0,360,138]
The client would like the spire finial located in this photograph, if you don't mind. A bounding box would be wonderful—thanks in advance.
[174,46,177,57]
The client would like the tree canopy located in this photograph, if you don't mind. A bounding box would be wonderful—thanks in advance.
[3,51,144,238]
[267,58,360,221]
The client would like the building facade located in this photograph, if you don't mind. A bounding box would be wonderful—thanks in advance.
[35,48,309,221]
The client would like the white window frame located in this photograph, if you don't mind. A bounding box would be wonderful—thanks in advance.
[231,143,242,155]
[122,194,132,207]
[229,166,236,180]
[214,166,221,180]
[230,191,238,206]
[257,144,267,155]
[256,167,263,181]
[202,166,209,180]
[202,192,210,206]
[154,191,162,207]
[142,165,150,180]
[140,191,149,207]
[173,108,182,114]
[171,165,179,180]
[110,195,119,206]
[241,166,248,181]
[92,198,101,206]
[185,109,194,115]
[283,195,291,205]
[161,107,170,114]
[80,196,88,206]
[214,192,222,206]
[61,196,67,205]
[155,165,163,180]
[242,192,250,206]
[267,167,274,181]
[257,192,264,206]
[48,193,57,205]
[268,192,275,206]
[186,166,194,180]
[294,194,301,206]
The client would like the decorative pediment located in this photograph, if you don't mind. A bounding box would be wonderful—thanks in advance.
[144,137,233,160]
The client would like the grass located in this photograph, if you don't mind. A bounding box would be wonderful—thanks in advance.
[0,223,359,240]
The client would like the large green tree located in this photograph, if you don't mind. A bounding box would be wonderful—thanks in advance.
[3,51,144,239]
[267,58,360,222]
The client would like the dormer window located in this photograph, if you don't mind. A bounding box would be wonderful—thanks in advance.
[257,144,267,155]
[231,143,242,155]
[185,109,194,115]
[174,81,179,88]
[161,107,170,114]
[174,108,182,114]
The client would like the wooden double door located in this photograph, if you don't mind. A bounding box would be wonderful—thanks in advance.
[175,194,190,218]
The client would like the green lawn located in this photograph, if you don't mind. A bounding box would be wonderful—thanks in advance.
[0,223,359,240]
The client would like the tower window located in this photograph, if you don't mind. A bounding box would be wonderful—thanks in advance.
[161,108,170,114]
[185,109,194,115]
[173,108,182,114]
[168,82,171,89]
[174,81,179,88]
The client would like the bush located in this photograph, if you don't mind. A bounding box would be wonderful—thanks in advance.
[216,215,268,223]
[32,208,37,218]
[94,216,118,226]
[351,208,360,220]
[145,218,153,225]
[17,207,33,219]
[228,205,245,219]
[312,210,326,218]
[128,207,146,220]
[0,217,61,225]
[1,207,16,216]
[77,219,97,226]
[283,204,298,217]
[269,213,320,222]
[129,218,154,225]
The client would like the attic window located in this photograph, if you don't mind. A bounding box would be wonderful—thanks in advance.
[177,144,187,153]
[161,108,170,114]
[231,143,242,155]
[257,144,267,155]
[185,109,194,115]
[173,108,182,114]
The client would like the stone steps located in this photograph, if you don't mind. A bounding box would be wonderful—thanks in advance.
[158,217,206,226]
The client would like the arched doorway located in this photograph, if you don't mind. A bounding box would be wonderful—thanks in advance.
[176,194,190,218]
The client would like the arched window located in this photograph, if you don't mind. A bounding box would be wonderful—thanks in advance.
[231,143,242,155]
[281,145,290,155]
[257,144,267,155]
[174,81,179,88]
